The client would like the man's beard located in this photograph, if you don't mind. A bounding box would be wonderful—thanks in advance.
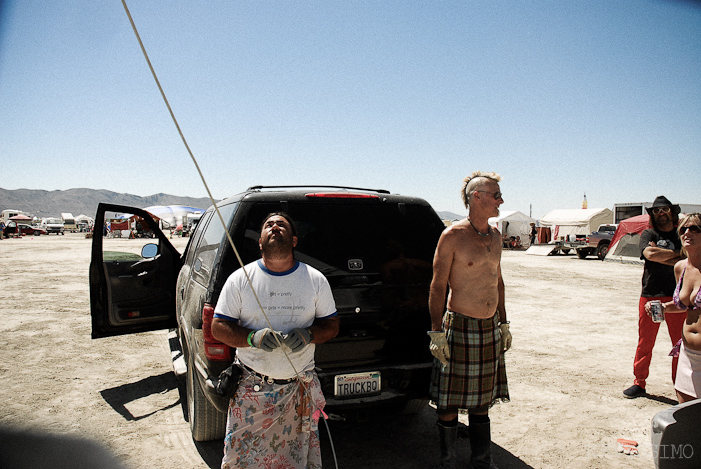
[260,236,294,258]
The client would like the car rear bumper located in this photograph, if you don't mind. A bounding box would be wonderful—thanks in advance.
[318,362,433,410]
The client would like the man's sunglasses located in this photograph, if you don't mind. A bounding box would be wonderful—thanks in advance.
[679,225,701,235]
[651,206,671,215]
[476,190,503,200]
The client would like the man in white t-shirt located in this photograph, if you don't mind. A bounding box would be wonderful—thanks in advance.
[212,212,339,469]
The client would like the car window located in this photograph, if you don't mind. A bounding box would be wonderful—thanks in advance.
[101,214,162,261]
[191,203,237,286]
[232,201,443,285]
[183,209,213,267]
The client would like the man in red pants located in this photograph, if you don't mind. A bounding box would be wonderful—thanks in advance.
[624,196,685,398]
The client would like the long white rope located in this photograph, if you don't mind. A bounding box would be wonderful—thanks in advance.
[119,2,338,467]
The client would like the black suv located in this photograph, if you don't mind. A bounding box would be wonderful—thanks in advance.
[90,186,445,441]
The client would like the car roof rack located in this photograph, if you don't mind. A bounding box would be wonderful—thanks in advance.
[246,185,390,194]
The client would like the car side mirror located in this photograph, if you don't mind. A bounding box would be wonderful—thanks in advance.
[141,243,158,259]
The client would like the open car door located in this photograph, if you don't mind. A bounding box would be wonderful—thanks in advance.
[90,203,182,339]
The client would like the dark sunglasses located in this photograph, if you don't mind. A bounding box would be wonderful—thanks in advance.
[679,225,701,235]
[476,190,503,200]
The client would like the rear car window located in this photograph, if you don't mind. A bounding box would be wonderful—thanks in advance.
[231,200,443,284]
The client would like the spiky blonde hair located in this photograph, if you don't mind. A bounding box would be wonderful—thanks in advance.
[460,171,502,208]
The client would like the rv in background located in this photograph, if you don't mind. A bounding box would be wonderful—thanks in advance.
[61,213,77,232]
[1,209,27,224]
[614,203,701,223]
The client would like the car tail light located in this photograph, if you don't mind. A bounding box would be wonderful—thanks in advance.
[305,192,380,199]
[202,303,232,361]
[586,236,590,243]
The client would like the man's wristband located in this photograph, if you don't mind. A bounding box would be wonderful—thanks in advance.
[247,330,256,347]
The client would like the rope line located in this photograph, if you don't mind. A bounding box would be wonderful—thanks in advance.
[119,2,338,466]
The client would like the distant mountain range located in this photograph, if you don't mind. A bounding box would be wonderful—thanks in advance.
[436,210,463,221]
[1,187,463,221]
[0,188,213,219]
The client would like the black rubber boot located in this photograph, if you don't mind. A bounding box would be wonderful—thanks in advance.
[467,420,497,469]
[437,420,457,469]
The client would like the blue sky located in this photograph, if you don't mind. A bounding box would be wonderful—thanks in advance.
[1,1,699,219]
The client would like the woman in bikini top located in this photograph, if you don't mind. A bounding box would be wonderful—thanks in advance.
[673,266,701,311]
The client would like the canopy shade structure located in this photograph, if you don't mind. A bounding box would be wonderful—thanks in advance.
[539,208,614,242]
[143,205,204,228]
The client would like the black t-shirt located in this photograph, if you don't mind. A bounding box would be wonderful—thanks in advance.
[639,228,680,297]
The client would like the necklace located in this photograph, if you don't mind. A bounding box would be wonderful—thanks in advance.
[469,218,493,252]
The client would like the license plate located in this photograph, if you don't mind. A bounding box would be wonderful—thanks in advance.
[334,371,381,397]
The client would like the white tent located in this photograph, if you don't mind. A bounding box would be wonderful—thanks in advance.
[75,214,94,224]
[143,205,204,228]
[489,210,537,247]
[539,208,614,242]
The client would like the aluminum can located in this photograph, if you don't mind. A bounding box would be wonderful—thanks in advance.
[650,300,664,323]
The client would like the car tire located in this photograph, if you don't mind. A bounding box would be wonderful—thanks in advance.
[597,243,609,261]
[576,249,588,259]
[33,230,41,236]
[399,398,429,415]
[186,351,226,442]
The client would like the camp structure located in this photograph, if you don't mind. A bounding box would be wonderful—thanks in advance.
[143,205,204,229]
[489,210,537,247]
[605,214,649,264]
[538,208,614,242]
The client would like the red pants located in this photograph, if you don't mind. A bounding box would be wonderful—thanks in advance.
[633,297,685,389]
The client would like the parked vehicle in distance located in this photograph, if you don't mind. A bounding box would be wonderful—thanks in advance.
[575,224,618,260]
[4,222,47,236]
[41,218,65,235]
[181,212,202,237]
[62,213,77,232]
[89,186,445,442]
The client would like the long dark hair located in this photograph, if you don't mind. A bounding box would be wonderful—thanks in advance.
[649,210,679,231]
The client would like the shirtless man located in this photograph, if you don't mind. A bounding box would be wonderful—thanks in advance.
[428,171,511,469]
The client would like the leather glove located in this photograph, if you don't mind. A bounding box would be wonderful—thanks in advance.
[251,328,283,352]
[427,331,450,366]
[500,323,512,352]
[283,328,312,352]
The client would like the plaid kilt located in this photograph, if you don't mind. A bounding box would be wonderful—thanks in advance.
[430,311,509,412]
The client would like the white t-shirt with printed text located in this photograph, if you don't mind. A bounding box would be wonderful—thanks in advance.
[214,260,337,379]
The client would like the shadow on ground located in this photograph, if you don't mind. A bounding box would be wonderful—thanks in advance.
[100,372,181,421]
[319,406,533,469]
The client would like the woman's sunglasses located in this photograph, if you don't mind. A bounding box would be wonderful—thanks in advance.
[679,225,701,235]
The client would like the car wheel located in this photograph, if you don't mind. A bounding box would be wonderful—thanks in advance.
[597,243,609,261]
[186,351,226,442]
[34,230,41,236]
[398,398,429,415]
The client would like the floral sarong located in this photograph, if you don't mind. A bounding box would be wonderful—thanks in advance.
[221,368,326,469]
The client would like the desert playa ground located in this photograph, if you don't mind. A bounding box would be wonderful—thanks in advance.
[0,233,684,468]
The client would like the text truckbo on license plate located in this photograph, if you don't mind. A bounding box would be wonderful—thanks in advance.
[334,371,381,398]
